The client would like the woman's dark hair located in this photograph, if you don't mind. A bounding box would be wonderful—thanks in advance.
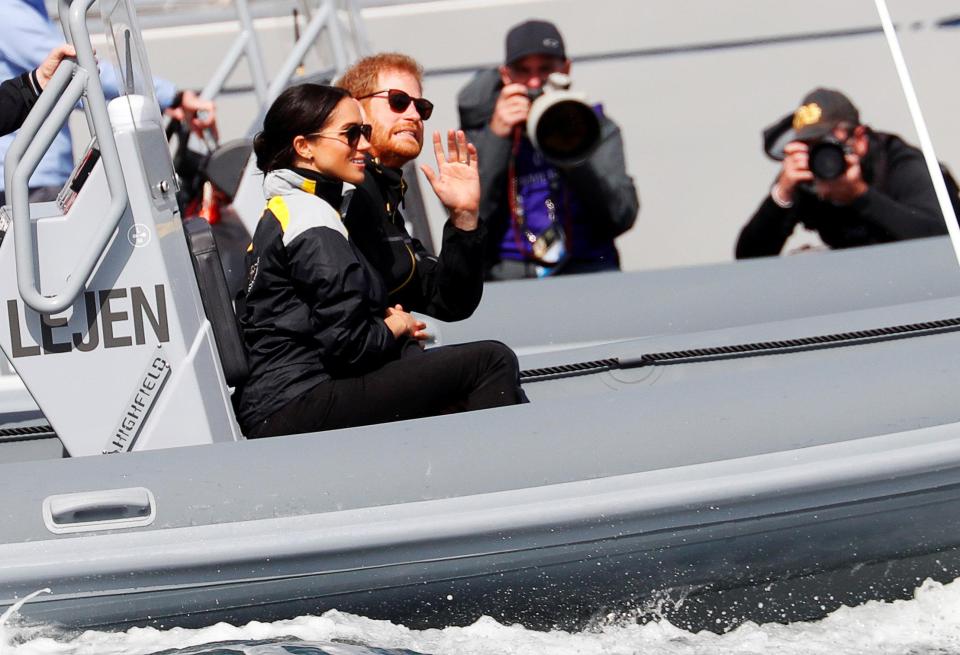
[253,84,352,173]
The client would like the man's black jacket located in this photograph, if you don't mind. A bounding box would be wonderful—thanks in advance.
[345,157,485,322]
[737,131,960,258]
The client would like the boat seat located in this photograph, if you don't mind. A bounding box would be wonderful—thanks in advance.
[183,217,249,387]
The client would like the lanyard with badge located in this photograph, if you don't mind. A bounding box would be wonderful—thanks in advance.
[507,128,571,276]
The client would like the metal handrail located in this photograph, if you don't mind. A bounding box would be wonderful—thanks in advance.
[343,0,371,58]
[58,0,97,141]
[199,0,269,106]
[5,0,129,315]
[265,0,334,103]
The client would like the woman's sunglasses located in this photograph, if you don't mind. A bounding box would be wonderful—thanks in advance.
[306,123,372,149]
[358,89,434,120]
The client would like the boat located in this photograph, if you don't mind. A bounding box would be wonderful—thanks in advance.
[4,0,960,637]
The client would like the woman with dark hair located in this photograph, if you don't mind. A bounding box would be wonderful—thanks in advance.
[236,83,524,437]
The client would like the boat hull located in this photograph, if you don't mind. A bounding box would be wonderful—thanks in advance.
[5,242,960,632]
[4,419,960,632]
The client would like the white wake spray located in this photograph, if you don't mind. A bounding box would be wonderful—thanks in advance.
[0,589,51,649]
[6,578,960,655]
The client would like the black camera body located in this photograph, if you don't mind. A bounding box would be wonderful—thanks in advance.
[808,137,850,180]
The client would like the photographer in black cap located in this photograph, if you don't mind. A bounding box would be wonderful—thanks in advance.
[457,19,639,279]
[736,88,960,258]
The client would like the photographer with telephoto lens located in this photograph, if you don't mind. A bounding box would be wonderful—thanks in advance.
[457,19,639,280]
[736,88,960,258]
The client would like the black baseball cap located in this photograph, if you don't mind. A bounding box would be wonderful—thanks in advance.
[764,88,861,159]
[505,20,566,65]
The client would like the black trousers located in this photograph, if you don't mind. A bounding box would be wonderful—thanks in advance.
[248,340,524,438]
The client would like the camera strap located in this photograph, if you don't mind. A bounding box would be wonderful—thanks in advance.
[507,127,573,271]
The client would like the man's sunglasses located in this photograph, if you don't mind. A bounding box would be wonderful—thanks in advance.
[306,123,372,149]
[358,89,434,120]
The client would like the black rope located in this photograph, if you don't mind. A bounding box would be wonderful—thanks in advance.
[0,423,56,439]
[520,316,960,383]
[519,358,619,382]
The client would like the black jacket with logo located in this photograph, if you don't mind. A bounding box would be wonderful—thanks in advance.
[344,156,485,321]
[736,132,960,258]
[235,167,400,432]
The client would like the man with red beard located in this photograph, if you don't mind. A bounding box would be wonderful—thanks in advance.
[338,53,485,322]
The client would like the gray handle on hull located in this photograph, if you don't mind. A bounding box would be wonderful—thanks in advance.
[48,488,152,522]
[5,0,128,315]
[42,487,156,534]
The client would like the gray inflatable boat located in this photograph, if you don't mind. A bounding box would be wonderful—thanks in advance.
[4,0,960,635]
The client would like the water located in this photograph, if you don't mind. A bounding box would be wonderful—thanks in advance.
[4,577,960,655]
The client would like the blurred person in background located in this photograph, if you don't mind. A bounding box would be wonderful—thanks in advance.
[337,53,485,322]
[458,19,638,280]
[736,87,960,258]
[0,0,217,204]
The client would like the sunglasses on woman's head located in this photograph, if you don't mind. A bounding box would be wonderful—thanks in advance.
[306,123,372,149]
[358,89,434,120]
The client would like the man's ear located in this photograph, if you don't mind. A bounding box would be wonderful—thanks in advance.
[499,65,513,87]
[561,59,571,75]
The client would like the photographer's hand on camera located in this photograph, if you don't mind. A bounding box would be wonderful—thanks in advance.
[490,83,531,138]
[813,152,868,205]
[773,142,814,206]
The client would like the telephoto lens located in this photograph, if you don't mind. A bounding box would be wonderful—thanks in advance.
[526,73,601,166]
[809,139,848,180]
